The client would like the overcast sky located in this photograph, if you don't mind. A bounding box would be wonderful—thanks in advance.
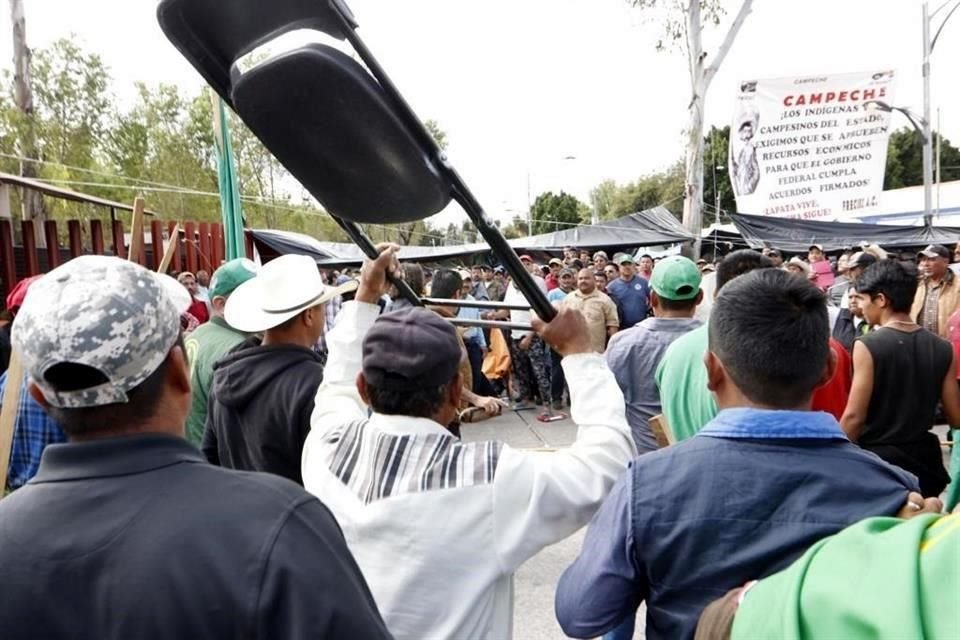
[3,0,958,227]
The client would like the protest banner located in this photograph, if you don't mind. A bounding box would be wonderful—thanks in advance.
[730,70,897,220]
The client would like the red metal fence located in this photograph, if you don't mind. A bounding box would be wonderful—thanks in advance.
[0,218,257,303]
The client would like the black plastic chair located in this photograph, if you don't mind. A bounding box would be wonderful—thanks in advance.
[156,0,554,322]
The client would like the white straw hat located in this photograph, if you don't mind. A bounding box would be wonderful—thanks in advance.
[225,254,357,333]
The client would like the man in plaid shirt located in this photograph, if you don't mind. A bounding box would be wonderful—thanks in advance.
[0,371,66,491]
[0,275,66,491]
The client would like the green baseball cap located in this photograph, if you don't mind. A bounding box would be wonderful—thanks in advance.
[614,253,636,265]
[650,256,701,301]
[209,258,259,299]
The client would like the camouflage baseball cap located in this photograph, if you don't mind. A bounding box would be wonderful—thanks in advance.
[12,255,191,409]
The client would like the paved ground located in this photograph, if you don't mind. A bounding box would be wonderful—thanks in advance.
[462,409,646,640]
[462,410,955,640]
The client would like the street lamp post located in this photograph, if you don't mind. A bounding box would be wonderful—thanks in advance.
[865,2,959,226]
[865,99,930,223]
[922,0,960,224]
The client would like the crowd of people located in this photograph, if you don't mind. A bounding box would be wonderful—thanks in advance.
[0,237,956,639]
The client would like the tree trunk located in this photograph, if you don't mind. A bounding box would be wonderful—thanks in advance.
[10,0,46,246]
[681,0,705,258]
[683,96,706,258]
[679,0,754,259]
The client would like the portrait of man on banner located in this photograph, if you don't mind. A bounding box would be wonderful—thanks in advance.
[731,109,760,197]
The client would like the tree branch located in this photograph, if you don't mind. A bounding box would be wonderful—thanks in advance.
[703,0,753,89]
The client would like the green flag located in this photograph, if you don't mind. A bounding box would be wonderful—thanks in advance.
[947,429,960,512]
[732,514,959,639]
[211,94,245,261]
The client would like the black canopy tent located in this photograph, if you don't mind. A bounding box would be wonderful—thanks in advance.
[249,206,695,267]
[730,213,960,253]
[516,206,693,249]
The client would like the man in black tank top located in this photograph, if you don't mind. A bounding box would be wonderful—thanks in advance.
[841,260,960,496]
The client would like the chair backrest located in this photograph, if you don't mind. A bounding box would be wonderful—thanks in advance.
[157,0,353,103]
[232,45,451,223]
[157,0,451,224]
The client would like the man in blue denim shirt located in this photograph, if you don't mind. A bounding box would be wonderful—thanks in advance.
[555,268,919,640]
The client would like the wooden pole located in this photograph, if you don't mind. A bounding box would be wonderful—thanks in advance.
[157,223,180,274]
[43,220,59,269]
[10,0,46,246]
[0,354,24,493]
[127,196,145,264]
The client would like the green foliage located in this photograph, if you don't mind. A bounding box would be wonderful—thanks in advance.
[0,35,348,242]
[424,119,448,151]
[530,191,585,235]
[589,179,619,221]
[702,125,736,223]
[628,0,727,51]
[500,215,527,239]
[884,127,960,190]
[594,163,685,221]
[31,38,110,172]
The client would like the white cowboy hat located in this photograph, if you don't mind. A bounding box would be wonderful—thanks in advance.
[786,256,811,276]
[224,254,358,333]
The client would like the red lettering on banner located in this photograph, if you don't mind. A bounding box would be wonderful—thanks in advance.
[783,87,886,107]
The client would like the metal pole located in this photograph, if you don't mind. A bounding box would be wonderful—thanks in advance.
[936,106,942,217]
[526,170,532,235]
[712,130,720,227]
[922,1,934,226]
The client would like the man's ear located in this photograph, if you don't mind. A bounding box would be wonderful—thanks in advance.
[650,291,660,310]
[27,381,50,410]
[356,372,371,406]
[449,373,463,408]
[167,346,192,395]
[693,289,704,306]
[704,350,726,393]
[211,296,228,315]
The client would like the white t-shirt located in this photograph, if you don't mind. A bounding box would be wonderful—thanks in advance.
[504,275,547,339]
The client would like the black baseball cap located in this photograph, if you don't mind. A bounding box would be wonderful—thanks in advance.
[363,308,462,391]
[848,251,878,269]
[920,244,950,259]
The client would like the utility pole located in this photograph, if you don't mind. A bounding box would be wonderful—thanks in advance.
[9,0,46,243]
[921,0,960,225]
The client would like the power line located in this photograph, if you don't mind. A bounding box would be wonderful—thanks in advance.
[22,176,450,241]
[13,164,692,241]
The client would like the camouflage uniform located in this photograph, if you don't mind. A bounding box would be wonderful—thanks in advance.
[508,335,552,406]
[14,256,191,409]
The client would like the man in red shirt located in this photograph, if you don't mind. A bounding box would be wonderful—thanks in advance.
[811,338,852,420]
[178,271,210,324]
[545,258,563,291]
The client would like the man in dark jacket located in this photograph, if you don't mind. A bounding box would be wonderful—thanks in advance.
[555,269,920,640]
[0,255,390,640]
[203,254,355,485]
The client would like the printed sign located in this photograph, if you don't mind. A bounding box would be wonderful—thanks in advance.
[730,70,897,220]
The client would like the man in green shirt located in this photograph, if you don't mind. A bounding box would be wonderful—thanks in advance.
[183,259,258,444]
[655,250,772,440]
[696,505,956,640]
